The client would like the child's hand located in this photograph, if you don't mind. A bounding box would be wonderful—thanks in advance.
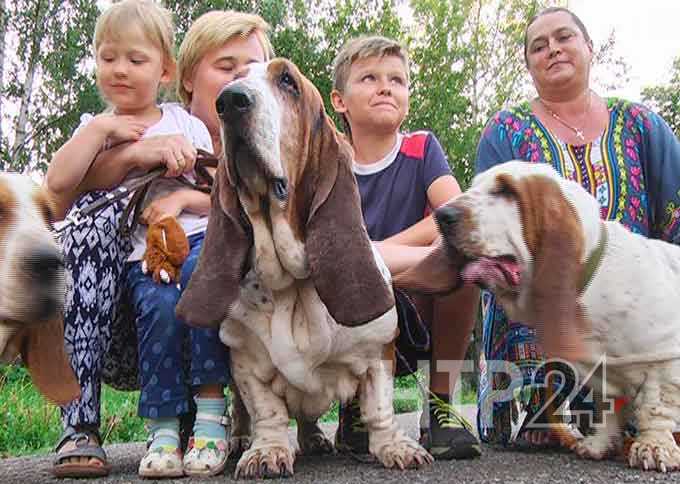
[129,135,197,178]
[140,192,187,226]
[95,113,147,146]
[108,115,148,145]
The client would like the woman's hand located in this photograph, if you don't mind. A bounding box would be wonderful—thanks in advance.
[140,192,187,225]
[129,135,197,178]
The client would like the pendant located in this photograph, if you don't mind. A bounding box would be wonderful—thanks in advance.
[575,129,585,141]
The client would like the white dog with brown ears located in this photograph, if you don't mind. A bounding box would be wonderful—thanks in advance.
[0,173,80,406]
[397,160,680,472]
[177,59,432,479]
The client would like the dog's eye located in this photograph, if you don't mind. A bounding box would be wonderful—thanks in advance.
[37,201,55,227]
[43,205,56,226]
[491,180,516,198]
[279,70,299,96]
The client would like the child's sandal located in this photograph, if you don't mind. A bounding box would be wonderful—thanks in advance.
[138,429,184,478]
[183,413,230,477]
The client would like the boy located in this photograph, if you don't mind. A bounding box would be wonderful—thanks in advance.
[330,35,481,460]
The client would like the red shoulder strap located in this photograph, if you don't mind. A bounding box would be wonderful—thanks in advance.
[399,132,429,159]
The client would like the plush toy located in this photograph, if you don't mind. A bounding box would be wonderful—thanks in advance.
[141,216,190,284]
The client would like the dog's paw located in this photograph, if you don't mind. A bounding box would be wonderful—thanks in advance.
[229,434,251,460]
[141,259,149,275]
[297,426,334,456]
[374,436,433,470]
[235,444,294,479]
[571,434,611,460]
[628,432,680,472]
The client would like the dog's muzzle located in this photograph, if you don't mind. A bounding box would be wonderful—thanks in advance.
[435,205,463,234]
[216,84,289,203]
[1,245,65,325]
[23,247,64,284]
[217,84,255,119]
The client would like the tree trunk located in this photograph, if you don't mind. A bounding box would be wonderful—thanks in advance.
[0,0,8,150]
[11,0,44,158]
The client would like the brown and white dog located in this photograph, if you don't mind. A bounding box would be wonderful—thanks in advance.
[0,173,79,405]
[396,160,680,472]
[176,59,432,478]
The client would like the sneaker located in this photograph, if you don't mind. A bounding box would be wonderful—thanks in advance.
[420,426,482,460]
[420,397,481,460]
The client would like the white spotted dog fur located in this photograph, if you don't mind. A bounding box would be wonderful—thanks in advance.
[222,61,428,477]
[405,160,680,472]
[179,59,432,478]
[0,173,79,405]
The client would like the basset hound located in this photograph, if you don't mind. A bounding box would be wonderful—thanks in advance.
[0,173,79,405]
[396,160,680,472]
[176,59,432,478]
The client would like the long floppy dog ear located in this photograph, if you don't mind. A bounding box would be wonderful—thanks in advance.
[14,320,80,406]
[392,238,464,294]
[304,115,394,326]
[515,174,589,361]
[176,161,251,328]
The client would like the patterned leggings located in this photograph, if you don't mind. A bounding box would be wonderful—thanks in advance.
[60,191,133,429]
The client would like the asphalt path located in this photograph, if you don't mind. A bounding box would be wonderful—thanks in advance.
[3,410,680,484]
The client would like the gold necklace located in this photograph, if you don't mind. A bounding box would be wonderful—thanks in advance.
[539,92,592,142]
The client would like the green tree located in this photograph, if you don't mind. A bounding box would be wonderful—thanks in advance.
[1,0,102,172]
[642,56,680,137]
[0,0,629,178]
[406,0,554,188]
[271,0,403,119]
[590,29,630,95]
[0,0,7,157]
[405,0,631,188]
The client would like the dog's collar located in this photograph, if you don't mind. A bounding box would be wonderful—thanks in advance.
[579,222,608,293]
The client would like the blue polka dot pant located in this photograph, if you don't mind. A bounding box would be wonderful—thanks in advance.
[124,232,230,419]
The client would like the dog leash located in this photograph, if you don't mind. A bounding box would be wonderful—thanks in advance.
[392,288,474,431]
[118,149,218,238]
[54,149,218,243]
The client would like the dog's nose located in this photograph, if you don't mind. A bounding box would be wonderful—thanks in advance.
[216,84,255,116]
[435,205,462,230]
[24,248,64,282]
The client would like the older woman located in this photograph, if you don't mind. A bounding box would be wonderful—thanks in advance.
[47,11,273,478]
[475,7,680,446]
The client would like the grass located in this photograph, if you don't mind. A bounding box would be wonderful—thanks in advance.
[0,366,145,458]
[0,365,477,458]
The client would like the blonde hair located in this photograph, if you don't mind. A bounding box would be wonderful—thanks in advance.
[93,0,175,68]
[331,35,409,94]
[177,10,274,106]
[331,35,410,139]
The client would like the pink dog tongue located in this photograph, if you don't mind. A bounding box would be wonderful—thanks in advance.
[461,258,520,286]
